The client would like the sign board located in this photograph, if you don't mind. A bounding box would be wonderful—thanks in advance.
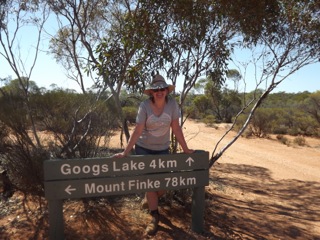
[44,151,209,239]
[44,151,208,180]
[44,151,209,199]
[45,170,208,199]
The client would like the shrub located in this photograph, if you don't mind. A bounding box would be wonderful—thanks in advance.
[250,108,275,137]
[0,121,9,154]
[242,128,253,138]
[273,125,288,135]
[3,146,48,196]
[293,136,307,146]
[287,128,301,136]
[185,105,198,119]
[202,115,216,127]
[276,134,290,145]
[0,90,117,197]
[122,106,137,124]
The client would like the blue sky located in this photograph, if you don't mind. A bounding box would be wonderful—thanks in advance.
[1,21,319,93]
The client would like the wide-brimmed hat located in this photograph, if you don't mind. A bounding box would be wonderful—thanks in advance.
[143,74,175,95]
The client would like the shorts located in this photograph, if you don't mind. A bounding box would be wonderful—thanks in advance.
[135,144,169,155]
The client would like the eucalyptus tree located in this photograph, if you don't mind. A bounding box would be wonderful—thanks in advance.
[149,1,235,121]
[92,1,171,143]
[0,0,50,148]
[209,0,320,167]
[46,0,320,166]
[47,0,136,150]
[0,1,53,195]
[47,0,111,94]
[302,91,320,126]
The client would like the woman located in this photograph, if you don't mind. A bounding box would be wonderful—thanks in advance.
[114,74,194,235]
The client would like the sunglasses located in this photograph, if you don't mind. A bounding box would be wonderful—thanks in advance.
[152,88,167,92]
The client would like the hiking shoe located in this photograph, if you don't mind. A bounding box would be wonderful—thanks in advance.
[145,210,159,235]
[141,197,148,210]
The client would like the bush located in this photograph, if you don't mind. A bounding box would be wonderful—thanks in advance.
[122,106,138,124]
[0,90,117,197]
[287,128,301,136]
[184,105,199,119]
[276,134,290,145]
[273,125,288,135]
[293,136,307,146]
[242,128,253,138]
[0,121,9,154]
[3,146,48,196]
[202,115,216,127]
[250,108,275,137]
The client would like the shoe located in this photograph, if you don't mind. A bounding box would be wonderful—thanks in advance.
[141,198,148,210]
[145,211,159,235]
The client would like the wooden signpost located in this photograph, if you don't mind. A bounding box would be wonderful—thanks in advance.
[44,151,209,239]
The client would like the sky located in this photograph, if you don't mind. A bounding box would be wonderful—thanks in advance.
[1,19,319,94]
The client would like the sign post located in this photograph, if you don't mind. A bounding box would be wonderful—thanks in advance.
[44,151,209,239]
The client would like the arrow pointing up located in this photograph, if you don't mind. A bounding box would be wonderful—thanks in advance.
[65,185,76,195]
[186,157,194,167]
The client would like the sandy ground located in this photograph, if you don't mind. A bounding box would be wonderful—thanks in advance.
[182,120,320,182]
[1,119,320,240]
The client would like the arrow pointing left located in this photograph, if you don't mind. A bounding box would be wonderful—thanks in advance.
[65,185,76,195]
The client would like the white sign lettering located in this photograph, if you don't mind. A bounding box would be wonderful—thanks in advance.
[61,163,109,176]
[113,160,145,172]
[85,182,126,194]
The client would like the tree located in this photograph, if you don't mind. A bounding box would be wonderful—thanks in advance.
[0,0,50,147]
[193,95,211,118]
[302,91,320,129]
[0,78,40,96]
[47,0,111,94]
[209,0,320,167]
[160,0,235,124]
[226,69,241,91]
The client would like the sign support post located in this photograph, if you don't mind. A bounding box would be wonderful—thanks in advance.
[191,186,205,232]
[48,199,64,240]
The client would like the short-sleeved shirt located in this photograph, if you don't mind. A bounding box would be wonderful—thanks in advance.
[136,97,180,151]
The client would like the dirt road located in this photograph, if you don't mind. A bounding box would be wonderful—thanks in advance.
[183,120,320,182]
[182,120,320,239]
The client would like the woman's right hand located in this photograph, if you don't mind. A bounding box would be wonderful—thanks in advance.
[112,152,126,158]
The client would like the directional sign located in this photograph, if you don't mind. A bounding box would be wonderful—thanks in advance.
[44,151,209,239]
[45,170,209,200]
[44,151,208,181]
[186,157,194,166]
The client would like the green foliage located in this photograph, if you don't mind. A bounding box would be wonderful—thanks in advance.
[193,95,211,119]
[0,85,118,196]
[184,105,197,119]
[193,77,242,123]
[0,78,40,96]
[202,115,216,128]
[122,106,138,124]
[231,91,320,138]
[34,90,118,158]
[249,108,275,137]
[301,91,320,125]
